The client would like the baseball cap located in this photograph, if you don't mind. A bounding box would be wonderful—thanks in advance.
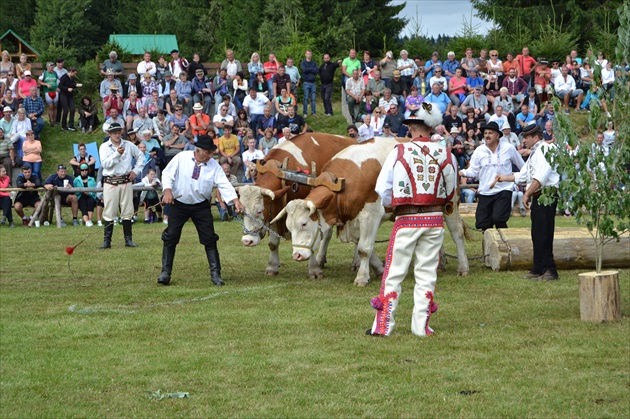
[79,164,89,170]
[57,164,67,170]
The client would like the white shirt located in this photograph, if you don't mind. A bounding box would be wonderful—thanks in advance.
[10,118,31,138]
[514,141,560,190]
[242,148,265,165]
[396,58,417,77]
[489,114,509,129]
[162,150,237,205]
[137,60,156,77]
[601,68,614,84]
[554,74,576,93]
[99,139,145,177]
[358,124,375,143]
[242,93,270,115]
[462,142,524,195]
[501,132,520,149]
[429,76,447,91]
[370,117,384,135]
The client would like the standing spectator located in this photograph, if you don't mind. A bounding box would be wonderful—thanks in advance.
[21,130,43,179]
[263,53,282,92]
[155,56,168,81]
[163,124,187,165]
[53,58,68,125]
[100,51,124,77]
[73,163,97,227]
[360,51,376,85]
[44,164,80,226]
[272,65,291,99]
[13,164,42,226]
[136,52,156,77]
[169,50,189,79]
[22,86,45,138]
[58,67,78,131]
[0,165,14,227]
[459,122,524,231]
[516,46,537,84]
[341,49,361,87]
[248,52,264,85]
[38,62,59,125]
[284,58,300,99]
[98,123,145,248]
[300,50,318,117]
[78,96,99,134]
[379,51,396,85]
[220,50,242,81]
[318,53,339,116]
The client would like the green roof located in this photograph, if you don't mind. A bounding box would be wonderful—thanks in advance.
[108,34,178,55]
[0,29,40,56]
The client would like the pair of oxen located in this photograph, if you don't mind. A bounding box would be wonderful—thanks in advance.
[238,133,470,286]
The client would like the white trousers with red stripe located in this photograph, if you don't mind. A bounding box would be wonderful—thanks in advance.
[370,214,444,337]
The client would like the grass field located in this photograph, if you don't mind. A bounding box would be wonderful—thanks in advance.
[0,213,628,417]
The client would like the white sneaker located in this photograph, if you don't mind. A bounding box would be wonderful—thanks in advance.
[85,220,93,227]
[163,219,168,224]
[97,220,103,226]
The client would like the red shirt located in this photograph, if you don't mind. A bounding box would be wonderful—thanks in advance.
[263,60,281,81]
[516,55,537,78]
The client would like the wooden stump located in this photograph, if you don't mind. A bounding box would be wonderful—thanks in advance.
[579,271,621,322]
[483,228,630,271]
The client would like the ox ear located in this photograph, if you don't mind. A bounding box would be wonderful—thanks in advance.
[272,186,291,199]
[270,207,288,225]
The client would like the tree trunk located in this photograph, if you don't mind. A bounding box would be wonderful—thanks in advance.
[482,228,630,271]
[579,271,621,322]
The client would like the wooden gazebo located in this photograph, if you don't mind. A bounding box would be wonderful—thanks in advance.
[0,29,40,61]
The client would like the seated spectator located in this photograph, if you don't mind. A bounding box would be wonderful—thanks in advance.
[15,54,32,80]
[542,120,555,143]
[428,67,447,93]
[78,96,99,134]
[164,88,183,118]
[404,86,424,118]
[123,74,142,100]
[162,124,187,165]
[144,90,164,119]
[500,125,520,149]
[213,104,235,137]
[175,72,193,115]
[489,105,509,130]
[13,164,42,226]
[443,103,463,135]
[370,107,385,136]
[137,142,158,176]
[451,128,467,170]
[256,105,276,139]
[152,109,171,144]
[443,51,459,82]
[251,71,269,96]
[412,68,428,96]
[0,165,14,227]
[214,93,237,118]
[357,114,374,143]
[423,51,441,85]
[132,106,153,135]
[274,87,296,117]
[213,69,230,106]
[580,61,594,92]
[580,81,611,117]
[158,70,176,98]
[359,90,378,120]
[168,105,191,138]
[461,86,490,122]
[123,91,142,131]
[10,109,32,160]
[277,105,307,137]
[0,107,15,137]
[502,68,528,105]
[22,86,45,138]
[103,84,123,118]
[465,68,484,93]
[44,164,79,226]
[243,87,270,132]
[533,60,553,102]
[272,65,292,99]
[346,124,358,141]
[383,103,404,136]
[191,69,213,115]
[367,70,386,99]
[99,69,123,99]
[460,48,480,75]
[0,127,14,180]
[2,88,17,114]
[486,50,503,80]
[187,52,206,80]
[102,108,125,135]
[140,130,163,165]
[448,67,467,106]
[16,70,37,100]
[511,184,527,217]
[495,87,516,130]
[460,174,479,203]
[138,168,162,223]
[515,103,535,133]
[258,127,278,155]
[241,137,265,182]
[424,82,451,114]
[521,87,540,115]
[101,51,124,77]
[248,53,265,86]
[137,52,156,78]
[387,70,406,108]
[70,142,97,177]
[463,127,480,160]
[218,126,241,176]
[378,88,398,113]
[73,163,97,226]
[484,69,501,105]
[190,102,211,140]
[232,72,248,109]
[140,73,158,98]
[381,123,396,138]
[462,107,482,138]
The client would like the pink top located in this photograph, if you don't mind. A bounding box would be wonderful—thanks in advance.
[0,176,9,197]
[449,77,467,96]
[22,140,42,163]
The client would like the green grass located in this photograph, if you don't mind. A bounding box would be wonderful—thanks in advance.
[0,214,628,417]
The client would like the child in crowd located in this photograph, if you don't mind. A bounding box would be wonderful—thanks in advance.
[73,163,97,226]
[138,168,162,223]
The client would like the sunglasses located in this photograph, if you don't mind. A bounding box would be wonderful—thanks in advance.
[375,111,382,114]
[7,74,14,76]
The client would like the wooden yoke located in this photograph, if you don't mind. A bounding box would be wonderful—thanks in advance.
[256,159,345,192]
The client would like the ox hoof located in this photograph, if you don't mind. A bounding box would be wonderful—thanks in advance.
[309,273,324,280]
[354,280,369,287]
[458,270,469,277]
[265,269,279,276]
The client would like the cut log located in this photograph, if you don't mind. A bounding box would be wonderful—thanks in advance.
[483,228,630,271]
[579,271,621,322]
[54,192,63,229]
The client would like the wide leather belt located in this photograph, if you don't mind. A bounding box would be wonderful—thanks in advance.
[394,204,443,216]
[103,175,130,185]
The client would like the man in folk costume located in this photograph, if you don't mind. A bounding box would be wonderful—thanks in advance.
[367,102,456,337]
[169,50,189,79]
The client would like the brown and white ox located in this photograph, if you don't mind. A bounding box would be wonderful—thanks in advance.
[271,137,470,286]
[238,133,357,277]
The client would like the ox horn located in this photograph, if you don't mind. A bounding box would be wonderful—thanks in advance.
[259,188,276,200]
[270,207,287,225]
[306,200,317,216]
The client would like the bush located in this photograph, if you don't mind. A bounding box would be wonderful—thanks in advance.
[77,59,103,98]
[529,20,579,61]
[95,40,134,64]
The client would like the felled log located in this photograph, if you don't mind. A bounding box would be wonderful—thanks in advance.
[579,271,621,322]
[28,189,52,227]
[54,191,63,229]
[483,228,630,271]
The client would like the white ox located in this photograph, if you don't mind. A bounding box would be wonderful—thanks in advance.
[238,133,357,278]
[271,137,470,286]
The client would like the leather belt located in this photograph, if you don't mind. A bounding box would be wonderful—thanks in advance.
[103,175,131,185]
[394,204,443,216]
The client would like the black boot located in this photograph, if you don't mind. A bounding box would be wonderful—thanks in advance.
[99,222,113,249]
[205,246,224,286]
[157,245,176,285]
[122,219,137,247]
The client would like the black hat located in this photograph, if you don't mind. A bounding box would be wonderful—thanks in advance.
[107,123,124,132]
[195,135,217,152]
[521,123,541,137]
[171,49,179,54]
[482,121,502,135]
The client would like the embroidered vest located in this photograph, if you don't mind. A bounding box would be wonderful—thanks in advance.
[390,137,455,206]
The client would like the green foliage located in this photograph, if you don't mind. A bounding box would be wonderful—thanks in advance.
[617,1,630,62]
[77,59,104,98]
[95,40,134,63]
[0,0,37,43]
[529,19,579,61]
[35,40,80,69]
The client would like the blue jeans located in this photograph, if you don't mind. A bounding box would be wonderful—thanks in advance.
[461,189,476,203]
[32,117,45,138]
[303,82,316,115]
[23,161,42,180]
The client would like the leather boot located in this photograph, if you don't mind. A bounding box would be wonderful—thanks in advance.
[99,222,113,249]
[157,245,176,286]
[122,219,137,247]
[205,246,224,286]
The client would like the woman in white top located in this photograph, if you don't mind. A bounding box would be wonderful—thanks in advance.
[370,107,385,136]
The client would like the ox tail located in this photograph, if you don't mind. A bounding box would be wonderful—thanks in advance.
[462,220,475,241]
